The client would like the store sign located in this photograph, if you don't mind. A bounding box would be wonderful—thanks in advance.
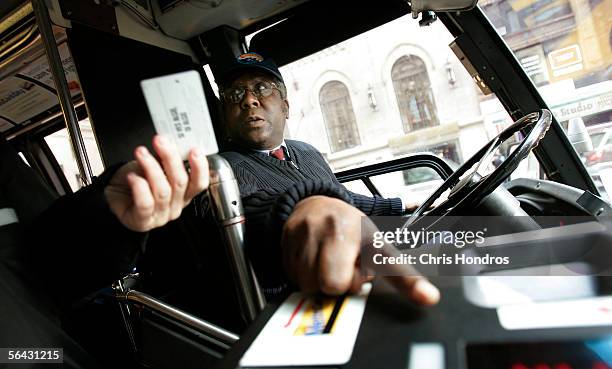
[551,91,612,121]
[520,54,548,84]
[548,44,583,77]
[481,84,611,128]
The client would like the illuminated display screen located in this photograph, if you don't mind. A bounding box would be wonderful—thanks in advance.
[466,337,612,369]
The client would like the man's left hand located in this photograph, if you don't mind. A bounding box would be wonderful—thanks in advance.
[281,195,440,305]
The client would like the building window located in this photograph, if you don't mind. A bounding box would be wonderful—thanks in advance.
[319,81,361,152]
[391,55,439,133]
[481,0,573,35]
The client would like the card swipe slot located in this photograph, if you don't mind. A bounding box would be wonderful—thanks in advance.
[323,295,347,334]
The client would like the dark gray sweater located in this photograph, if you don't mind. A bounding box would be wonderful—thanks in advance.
[0,138,142,368]
[220,139,403,216]
[220,140,403,296]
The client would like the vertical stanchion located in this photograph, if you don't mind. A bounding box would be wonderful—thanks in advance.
[31,0,93,185]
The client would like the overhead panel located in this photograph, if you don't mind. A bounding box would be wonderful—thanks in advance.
[152,0,307,39]
[0,41,80,133]
[58,0,118,35]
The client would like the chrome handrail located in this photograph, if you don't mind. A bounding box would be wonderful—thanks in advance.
[208,154,266,323]
[32,0,93,186]
[114,287,239,349]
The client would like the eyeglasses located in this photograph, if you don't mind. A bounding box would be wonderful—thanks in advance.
[220,81,282,104]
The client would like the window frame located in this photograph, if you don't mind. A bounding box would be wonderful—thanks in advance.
[391,55,440,132]
[319,80,362,153]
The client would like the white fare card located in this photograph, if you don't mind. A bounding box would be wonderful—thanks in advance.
[240,284,371,367]
[140,70,218,159]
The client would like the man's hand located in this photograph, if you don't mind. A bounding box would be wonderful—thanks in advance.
[281,196,440,306]
[402,195,446,214]
[105,135,209,232]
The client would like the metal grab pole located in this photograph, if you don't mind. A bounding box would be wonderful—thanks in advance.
[115,289,239,348]
[207,154,266,323]
[31,0,93,185]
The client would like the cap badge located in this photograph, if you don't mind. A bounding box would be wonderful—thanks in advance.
[237,52,264,64]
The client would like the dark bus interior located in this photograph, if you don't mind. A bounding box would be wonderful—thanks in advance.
[1,0,611,368]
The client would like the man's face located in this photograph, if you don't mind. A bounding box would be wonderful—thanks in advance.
[222,71,289,150]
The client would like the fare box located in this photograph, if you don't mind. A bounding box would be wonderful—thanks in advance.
[498,295,612,330]
[140,70,218,160]
[240,284,371,367]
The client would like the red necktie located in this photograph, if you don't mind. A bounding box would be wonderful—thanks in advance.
[269,147,286,161]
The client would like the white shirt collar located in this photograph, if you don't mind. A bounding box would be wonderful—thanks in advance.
[253,140,287,156]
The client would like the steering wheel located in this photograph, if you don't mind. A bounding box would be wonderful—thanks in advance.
[406,109,553,223]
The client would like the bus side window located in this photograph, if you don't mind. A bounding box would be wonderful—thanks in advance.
[44,118,105,191]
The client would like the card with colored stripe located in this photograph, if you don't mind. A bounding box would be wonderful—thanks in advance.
[240,284,371,366]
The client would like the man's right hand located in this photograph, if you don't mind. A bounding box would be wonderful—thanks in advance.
[281,196,440,306]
